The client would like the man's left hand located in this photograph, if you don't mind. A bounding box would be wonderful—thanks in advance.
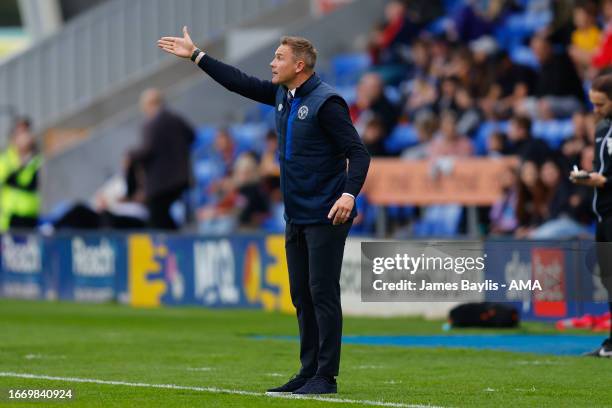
[328,194,354,225]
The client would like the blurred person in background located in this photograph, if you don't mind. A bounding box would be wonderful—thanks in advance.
[489,164,518,235]
[403,75,437,119]
[561,111,595,167]
[212,127,237,176]
[233,152,270,230]
[401,110,437,159]
[454,86,483,136]
[450,0,513,43]
[49,153,148,230]
[198,152,270,233]
[427,110,474,159]
[590,0,612,74]
[350,72,398,137]
[515,160,548,238]
[506,115,552,162]
[129,88,195,230]
[434,76,460,113]
[367,0,418,82]
[0,117,42,231]
[480,51,535,120]
[525,33,585,118]
[360,116,389,157]
[567,146,595,226]
[486,131,510,157]
[529,157,592,239]
[568,0,602,77]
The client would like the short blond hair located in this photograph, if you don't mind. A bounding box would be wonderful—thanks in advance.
[280,36,317,71]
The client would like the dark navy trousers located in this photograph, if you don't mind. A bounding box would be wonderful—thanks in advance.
[285,220,352,378]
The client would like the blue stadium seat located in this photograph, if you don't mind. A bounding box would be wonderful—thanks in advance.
[509,45,539,68]
[474,121,509,155]
[192,125,217,152]
[495,10,552,50]
[228,123,269,154]
[412,205,463,237]
[336,85,357,105]
[261,202,286,233]
[532,119,574,149]
[384,124,419,153]
[384,85,402,105]
[331,53,371,87]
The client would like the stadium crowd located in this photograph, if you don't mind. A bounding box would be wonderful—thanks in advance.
[185,0,612,239]
[9,0,612,238]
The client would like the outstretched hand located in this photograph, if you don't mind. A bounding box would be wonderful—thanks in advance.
[157,26,197,58]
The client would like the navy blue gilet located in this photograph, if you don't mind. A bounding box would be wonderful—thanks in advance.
[274,74,352,224]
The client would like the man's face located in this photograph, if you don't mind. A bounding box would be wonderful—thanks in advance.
[270,45,300,86]
[589,90,612,121]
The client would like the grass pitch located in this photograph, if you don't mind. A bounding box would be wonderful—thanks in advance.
[0,299,611,407]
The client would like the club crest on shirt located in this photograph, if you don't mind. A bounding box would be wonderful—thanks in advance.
[297,105,309,120]
[277,103,283,111]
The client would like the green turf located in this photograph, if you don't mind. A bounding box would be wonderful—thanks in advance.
[0,299,611,407]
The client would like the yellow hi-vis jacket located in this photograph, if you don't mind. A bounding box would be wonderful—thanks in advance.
[0,146,42,231]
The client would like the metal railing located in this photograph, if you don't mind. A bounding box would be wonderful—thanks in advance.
[0,0,284,141]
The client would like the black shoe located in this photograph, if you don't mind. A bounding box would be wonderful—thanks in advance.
[266,374,310,393]
[293,375,337,395]
[584,339,612,357]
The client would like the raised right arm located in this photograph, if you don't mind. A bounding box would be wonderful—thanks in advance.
[196,54,277,106]
[158,26,277,106]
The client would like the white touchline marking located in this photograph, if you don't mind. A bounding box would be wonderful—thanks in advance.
[24,354,67,360]
[186,367,212,372]
[0,372,442,408]
[264,373,285,377]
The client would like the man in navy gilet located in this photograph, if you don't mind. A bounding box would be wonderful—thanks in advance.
[159,27,370,394]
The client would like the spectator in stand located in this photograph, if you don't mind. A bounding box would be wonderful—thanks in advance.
[480,51,536,120]
[401,111,437,159]
[454,86,482,136]
[212,127,237,176]
[434,76,460,113]
[403,75,437,119]
[561,111,595,167]
[515,160,548,238]
[450,0,512,43]
[591,0,612,73]
[568,146,596,226]
[427,110,474,159]
[489,164,518,235]
[506,115,552,163]
[233,153,270,230]
[350,72,398,137]
[260,129,279,175]
[569,1,602,76]
[486,131,510,157]
[529,157,593,238]
[524,33,585,118]
[360,116,389,157]
[408,38,431,79]
[368,0,420,66]
[198,152,271,233]
[428,34,454,80]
